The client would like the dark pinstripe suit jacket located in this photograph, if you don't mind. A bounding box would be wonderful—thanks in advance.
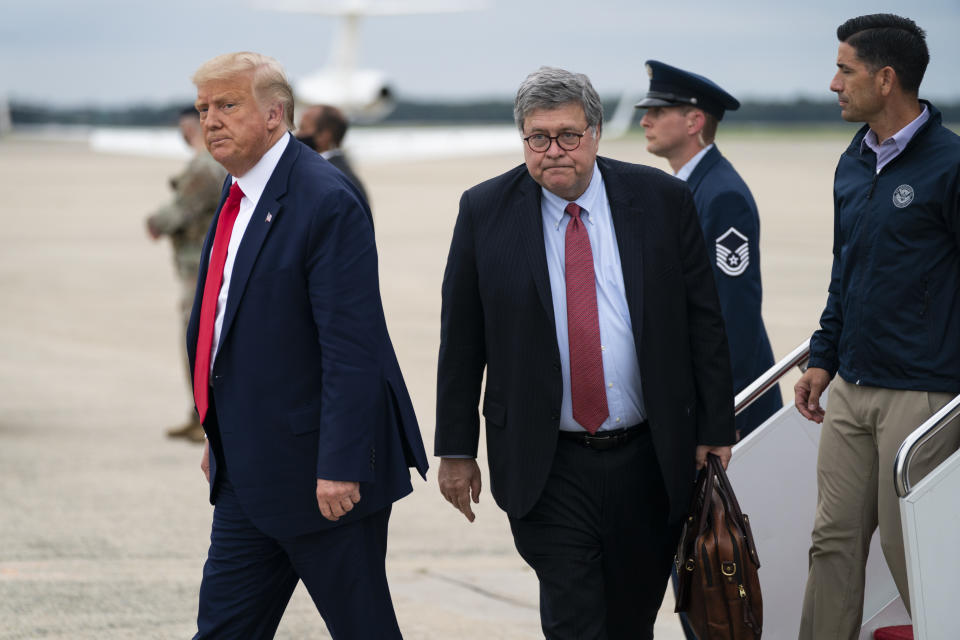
[435,156,735,522]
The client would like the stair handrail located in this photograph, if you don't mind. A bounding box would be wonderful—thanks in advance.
[734,339,811,416]
[894,393,960,498]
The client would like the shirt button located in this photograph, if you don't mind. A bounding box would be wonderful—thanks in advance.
[607,382,613,388]
[601,346,606,351]
[615,417,621,423]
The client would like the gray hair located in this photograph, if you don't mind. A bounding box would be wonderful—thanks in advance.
[513,66,603,136]
[192,52,295,131]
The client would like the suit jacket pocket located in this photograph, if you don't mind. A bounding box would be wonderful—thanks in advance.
[287,404,323,436]
[482,396,506,428]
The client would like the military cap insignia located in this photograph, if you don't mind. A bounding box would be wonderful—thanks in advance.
[716,227,749,277]
[892,184,914,209]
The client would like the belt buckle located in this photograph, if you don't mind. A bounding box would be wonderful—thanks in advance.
[585,432,616,451]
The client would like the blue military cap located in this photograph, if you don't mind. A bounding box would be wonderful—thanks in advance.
[635,60,740,120]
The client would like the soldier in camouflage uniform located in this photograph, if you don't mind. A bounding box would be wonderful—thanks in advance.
[147,106,227,443]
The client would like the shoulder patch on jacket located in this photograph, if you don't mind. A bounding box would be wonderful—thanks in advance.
[716,227,749,277]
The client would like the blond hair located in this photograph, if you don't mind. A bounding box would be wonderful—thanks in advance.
[192,52,294,130]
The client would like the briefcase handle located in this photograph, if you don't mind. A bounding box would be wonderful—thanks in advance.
[706,453,761,569]
[707,454,745,522]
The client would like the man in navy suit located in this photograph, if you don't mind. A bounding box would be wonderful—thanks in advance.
[435,67,735,639]
[185,52,427,639]
[638,60,782,440]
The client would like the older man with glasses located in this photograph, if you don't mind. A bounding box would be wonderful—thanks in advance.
[435,66,735,640]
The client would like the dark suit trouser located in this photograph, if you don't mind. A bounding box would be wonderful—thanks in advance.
[194,472,400,640]
[508,428,681,640]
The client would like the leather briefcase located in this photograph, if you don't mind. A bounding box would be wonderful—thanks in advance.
[674,454,762,639]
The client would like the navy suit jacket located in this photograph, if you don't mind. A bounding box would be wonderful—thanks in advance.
[187,137,428,539]
[435,157,735,522]
[687,146,781,435]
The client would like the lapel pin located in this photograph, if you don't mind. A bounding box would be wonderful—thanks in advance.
[265,212,273,223]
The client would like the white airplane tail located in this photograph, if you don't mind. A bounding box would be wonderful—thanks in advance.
[256,0,485,123]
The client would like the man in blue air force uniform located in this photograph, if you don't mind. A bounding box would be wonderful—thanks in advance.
[638,60,782,440]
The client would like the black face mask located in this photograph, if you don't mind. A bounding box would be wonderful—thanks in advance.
[295,134,317,151]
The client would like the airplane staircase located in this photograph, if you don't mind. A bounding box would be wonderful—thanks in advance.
[725,340,959,639]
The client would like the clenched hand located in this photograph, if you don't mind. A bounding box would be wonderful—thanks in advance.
[696,445,732,470]
[316,479,361,521]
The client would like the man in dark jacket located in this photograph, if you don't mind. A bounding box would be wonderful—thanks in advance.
[296,104,369,205]
[795,14,960,638]
[637,60,782,440]
[435,66,734,640]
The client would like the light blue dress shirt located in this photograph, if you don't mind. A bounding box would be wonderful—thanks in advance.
[540,162,646,432]
[675,143,714,181]
[861,104,929,173]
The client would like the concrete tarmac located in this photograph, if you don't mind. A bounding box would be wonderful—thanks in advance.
[0,128,846,638]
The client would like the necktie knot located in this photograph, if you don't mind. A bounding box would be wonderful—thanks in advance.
[565,202,582,222]
[227,181,245,206]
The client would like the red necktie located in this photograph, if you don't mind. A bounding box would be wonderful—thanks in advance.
[565,202,609,434]
[193,182,244,425]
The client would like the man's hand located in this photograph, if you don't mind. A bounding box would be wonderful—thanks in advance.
[201,441,210,482]
[316,479,361,521]
[794,366,831,423]
[696,445,732,470]
[438,458,482,523]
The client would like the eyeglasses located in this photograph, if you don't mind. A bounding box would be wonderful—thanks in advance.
[523,128,589,153]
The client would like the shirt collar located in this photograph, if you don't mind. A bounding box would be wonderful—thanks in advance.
[541,162,604,227]
[233,132,291,206]
[675,144,714,182]
[860,104,929,156]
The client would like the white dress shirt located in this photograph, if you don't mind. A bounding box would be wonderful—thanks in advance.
[208,132,291,373]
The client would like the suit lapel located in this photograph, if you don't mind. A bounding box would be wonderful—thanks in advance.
[515,176,555,326]
[215,141,298,352]
[599,158,645,345]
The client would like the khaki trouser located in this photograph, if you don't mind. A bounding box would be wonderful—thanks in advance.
[799,378,960,640]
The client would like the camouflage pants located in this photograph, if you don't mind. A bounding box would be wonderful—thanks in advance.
[179,274,198,421]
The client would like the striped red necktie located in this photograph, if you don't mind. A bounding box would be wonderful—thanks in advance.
[564,202,609,434]
[193,182,244,425]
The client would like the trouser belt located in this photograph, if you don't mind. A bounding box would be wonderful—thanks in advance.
[558,421,649,451]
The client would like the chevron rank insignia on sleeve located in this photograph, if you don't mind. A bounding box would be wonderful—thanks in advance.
[716,227,749,277]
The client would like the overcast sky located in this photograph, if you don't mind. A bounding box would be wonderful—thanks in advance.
[3,0,959,107]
